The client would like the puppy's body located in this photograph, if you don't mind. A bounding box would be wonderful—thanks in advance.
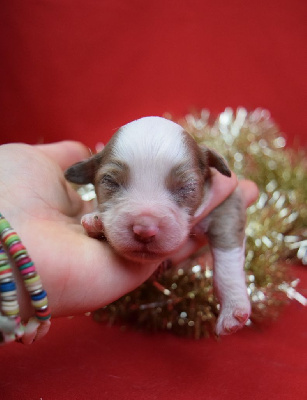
[65,117,251,335]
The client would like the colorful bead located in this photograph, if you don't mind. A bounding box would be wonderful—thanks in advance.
[15,256,32,268]
[0,271,13,281]
[35,307,51,321]
[0,241,21,344]
[0,281,16,292]
[32,290,48,301]
[24,274,43,292]
[18,261,34,270]
[3,233,19,247]
[9,243,27,258]
[0,213,51,344]
[0,219,10,232]
[19,266,36,276]
[1,300,19,315]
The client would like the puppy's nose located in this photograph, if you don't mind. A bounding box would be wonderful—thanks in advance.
[133,216,159,243]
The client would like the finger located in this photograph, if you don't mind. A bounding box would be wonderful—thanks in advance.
[193,169,238,224]
[208,169,238,211]
[35,141,91,170]
[175,179,258,264]
[238,180,259,208]
[170,235,208,265]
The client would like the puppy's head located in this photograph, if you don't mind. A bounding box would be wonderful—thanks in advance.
[65,117,230,262]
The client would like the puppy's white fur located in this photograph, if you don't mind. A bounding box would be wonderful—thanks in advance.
[65,116,251,335]
[212,245,250,335]
[100,118,193,259]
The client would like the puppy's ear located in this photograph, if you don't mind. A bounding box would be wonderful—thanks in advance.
[64,153,102,184]
[199,145,231,177]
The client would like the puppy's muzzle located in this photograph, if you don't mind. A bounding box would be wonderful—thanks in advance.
[132,215,160,244]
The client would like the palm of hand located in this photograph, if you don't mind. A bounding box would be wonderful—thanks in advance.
[0,143,157,319]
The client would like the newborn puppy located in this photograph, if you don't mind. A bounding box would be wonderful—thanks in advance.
[65,116,251,335]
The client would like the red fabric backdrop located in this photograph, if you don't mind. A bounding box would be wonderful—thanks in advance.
[0,1,306,399]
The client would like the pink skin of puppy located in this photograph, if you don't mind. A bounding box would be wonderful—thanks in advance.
[65,117,251,335]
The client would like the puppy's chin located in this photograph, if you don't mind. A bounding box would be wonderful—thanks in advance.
[108,240,173,263]
[120,249,170,263]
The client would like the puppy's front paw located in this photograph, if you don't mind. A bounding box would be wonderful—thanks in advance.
[215,298,251,336]
[81,212,104,238]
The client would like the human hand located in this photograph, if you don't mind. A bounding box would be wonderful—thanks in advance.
[0,141,258,320]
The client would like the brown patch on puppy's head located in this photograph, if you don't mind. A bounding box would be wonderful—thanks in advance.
[94,159,130,208]
[64,152,102,185]
[64,134,119,185]
[165,131,231,216]
[202,145,231,178]
[182,131,231,178]
[65,133,131,212]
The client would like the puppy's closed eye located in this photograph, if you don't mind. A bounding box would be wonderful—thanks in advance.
[172,180,198,203]
[95,161,130,204]
[166,164,203,213]
[100,174,120,190]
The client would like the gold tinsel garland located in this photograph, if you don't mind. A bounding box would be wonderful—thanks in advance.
[93,108,307,338]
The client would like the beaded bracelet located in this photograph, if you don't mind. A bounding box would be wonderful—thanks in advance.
[0,214,51,344]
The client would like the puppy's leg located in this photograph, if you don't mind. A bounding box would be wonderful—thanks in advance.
[211,244,250,335]
[200,187,251,335]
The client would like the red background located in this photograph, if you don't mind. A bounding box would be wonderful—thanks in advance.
[0,1,306,399]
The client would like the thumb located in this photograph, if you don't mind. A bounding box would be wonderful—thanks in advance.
[35,141,91,170]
